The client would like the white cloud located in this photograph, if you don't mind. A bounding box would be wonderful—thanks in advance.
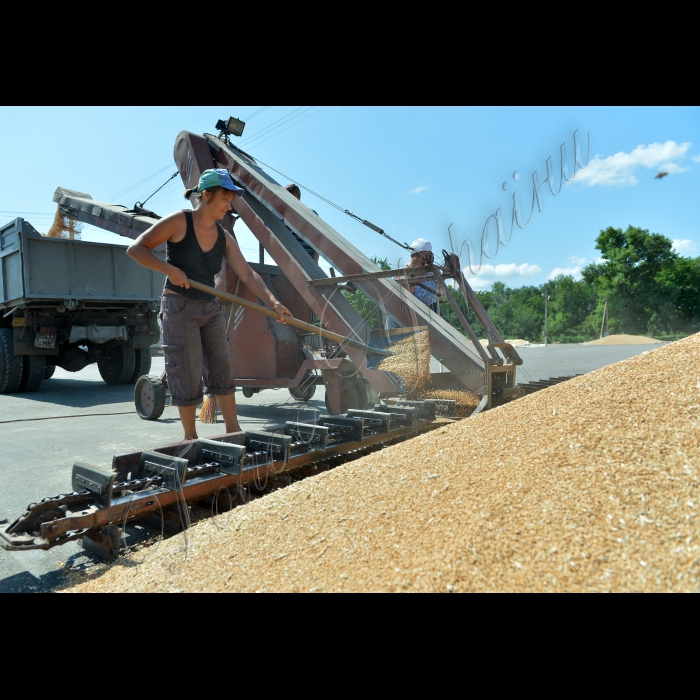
[464,262,542,290]
[693,155,700,163]
[575,141,692,186]
[548,256,587,280]
[549,266,582,280]
[672,238,698,255]
[410,184,428,194]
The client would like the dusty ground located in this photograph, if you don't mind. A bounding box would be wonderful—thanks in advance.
[65,334,699,593]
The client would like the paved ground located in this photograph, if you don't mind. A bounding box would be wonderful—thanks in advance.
[0,342,666,592]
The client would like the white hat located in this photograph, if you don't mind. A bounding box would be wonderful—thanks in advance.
[411,238,432,253]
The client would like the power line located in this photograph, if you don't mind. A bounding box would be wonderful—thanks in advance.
[147,178,185,206]
[135,171,179,208]
[246,107,326,150]
[0,210,54,216]
[106,163,175,202]
[242,107,318,150]
[243,106,270,121]
[248,153,414,252]
[237,107,308,147]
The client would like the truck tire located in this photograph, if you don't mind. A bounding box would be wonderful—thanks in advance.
[98,343,136,385]
[18,355,46,392]
[129,347,152,383]
[0,328,23,394]
[44,363,56,380]
[134,375,166,420]
[289,373,317,402]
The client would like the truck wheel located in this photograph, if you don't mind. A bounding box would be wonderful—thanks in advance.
[18,355,46,392]
[0,328,23,394]
[289,373,317,402]
[44,363,56,380]
[129,347,152,383]
[134,375,166,420]
[98,343,136,385]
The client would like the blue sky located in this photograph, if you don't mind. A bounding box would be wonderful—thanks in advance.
[1,106,698,290]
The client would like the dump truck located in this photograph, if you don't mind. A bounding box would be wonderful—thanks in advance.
[0,213,163,393]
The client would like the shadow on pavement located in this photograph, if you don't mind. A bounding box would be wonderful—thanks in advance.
[6,379,136,408]
[0,569,65,593]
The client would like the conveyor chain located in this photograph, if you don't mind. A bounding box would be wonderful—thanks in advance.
[0,405,454,557]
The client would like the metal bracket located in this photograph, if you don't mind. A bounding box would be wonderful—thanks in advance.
[373,404,415,427]
[317,415,364,443]
[347,409,392,433]
[422,399,456,417]
[285,422,329,451]
[196,439,246,476]
[72,462,115,509]
[139,450,188,491]
[392,399,437,421]
[244,431,291,464]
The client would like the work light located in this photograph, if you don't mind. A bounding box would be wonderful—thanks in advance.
[216,117,245,137]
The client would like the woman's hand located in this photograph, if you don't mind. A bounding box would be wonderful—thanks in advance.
[273,301,292,323]
[168,266,190,289]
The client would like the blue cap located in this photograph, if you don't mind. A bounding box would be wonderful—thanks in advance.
[195,169,245,195]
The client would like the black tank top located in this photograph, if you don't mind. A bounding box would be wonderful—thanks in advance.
[164,210,227,301]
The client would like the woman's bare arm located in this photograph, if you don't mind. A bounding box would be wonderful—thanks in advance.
[126,212,190,289]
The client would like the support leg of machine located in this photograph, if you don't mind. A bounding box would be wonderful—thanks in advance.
[81,524,122,562]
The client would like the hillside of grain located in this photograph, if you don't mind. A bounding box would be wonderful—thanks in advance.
[67,334,700,593]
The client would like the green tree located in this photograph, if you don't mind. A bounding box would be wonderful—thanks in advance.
[439,285,487,339]
[341,256,391,329]
[547,275,597,342]
[581,225,683,336]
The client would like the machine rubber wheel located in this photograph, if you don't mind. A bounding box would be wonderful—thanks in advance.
[129,347,152,383]
[44,363,56,380]
[0,328,23,394]
[18,354,46,392]
[98,342,136,385]
[289,373,317,402]
[324,373,369,414]
[134,374,167,420]
[241,387,256,398]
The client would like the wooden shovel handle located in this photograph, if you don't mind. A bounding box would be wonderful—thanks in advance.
[186,280,388,356]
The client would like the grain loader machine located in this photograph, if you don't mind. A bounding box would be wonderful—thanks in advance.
[51,119,528,415]
[0,117,580,561]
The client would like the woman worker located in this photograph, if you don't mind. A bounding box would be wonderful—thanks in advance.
[127,168,291,440]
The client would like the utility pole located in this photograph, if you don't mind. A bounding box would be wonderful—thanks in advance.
[542,287,550,346]
[599,296,609,339]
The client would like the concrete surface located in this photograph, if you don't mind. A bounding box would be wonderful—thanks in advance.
[0,342,667,592]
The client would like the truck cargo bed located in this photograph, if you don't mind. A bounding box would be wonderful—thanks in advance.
[0,218,164,308]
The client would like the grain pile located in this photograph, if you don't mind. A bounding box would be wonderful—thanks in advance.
[585,334,663,345]
[378,329,480,416]
[66,333,700,593]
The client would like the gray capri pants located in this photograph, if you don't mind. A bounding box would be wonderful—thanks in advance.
[160,292,236,407]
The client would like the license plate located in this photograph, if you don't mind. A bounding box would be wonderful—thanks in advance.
[34,327,57,349]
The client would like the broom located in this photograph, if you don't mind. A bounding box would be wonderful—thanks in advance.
[199,280,239,424]
[198,393,218,423]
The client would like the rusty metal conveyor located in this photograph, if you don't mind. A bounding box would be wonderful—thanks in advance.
[0,401,455,559]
